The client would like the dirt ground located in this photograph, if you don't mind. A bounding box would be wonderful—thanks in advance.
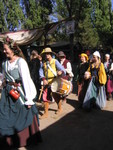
[22,90,113,150]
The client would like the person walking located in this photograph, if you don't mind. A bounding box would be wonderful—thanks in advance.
[58,51,74,81]
[39,47,66,119]
[57,51,74,103]
[83,51,107,110]
[28,50,42,97]
[77,53,89,107]
[104,54,113,100]
[0,37,42,149]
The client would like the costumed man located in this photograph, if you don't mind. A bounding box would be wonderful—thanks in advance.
[58,51,74,103]
[58,51,74,81]
[39,47,66,119]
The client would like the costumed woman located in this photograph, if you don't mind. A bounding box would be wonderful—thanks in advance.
[104,54,113,100]
[0,37,42,149]
[83,51,107,110]
[28,50,42,97]
[77,53,89,108]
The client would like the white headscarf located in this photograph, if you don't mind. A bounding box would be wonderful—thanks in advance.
[105,54,110,58]
[93,51,101,58]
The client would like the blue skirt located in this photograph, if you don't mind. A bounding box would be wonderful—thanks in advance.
[0,84,39,136]
[83,78,106,109]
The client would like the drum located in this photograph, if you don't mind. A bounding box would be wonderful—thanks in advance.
[51,78,73,97]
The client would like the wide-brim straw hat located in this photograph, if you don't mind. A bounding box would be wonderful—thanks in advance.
[40,47,56,56]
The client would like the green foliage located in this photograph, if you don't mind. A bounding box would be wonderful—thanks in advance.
[0,0,8,32]
[54,0,113,50]
[4,0,24,31]
[0,0,54,31]
[0,0,113,51]
[23,0,54,29]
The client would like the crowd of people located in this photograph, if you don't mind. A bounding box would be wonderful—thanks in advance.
[0,36,113,149]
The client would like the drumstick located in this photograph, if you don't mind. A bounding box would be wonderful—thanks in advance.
[38,85,43,101]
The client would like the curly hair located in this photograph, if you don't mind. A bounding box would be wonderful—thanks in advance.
[3,36,25,59]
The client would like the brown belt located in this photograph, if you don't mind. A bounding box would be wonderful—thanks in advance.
[7,82,19,87]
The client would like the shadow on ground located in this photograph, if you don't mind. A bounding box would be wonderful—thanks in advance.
[27,96,113,150]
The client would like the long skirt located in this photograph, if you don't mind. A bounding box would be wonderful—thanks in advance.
[78,80,89,106]
[83,78,106,109]
[107,78,113,93]
[0,85,42,149]
[0,115,42,149]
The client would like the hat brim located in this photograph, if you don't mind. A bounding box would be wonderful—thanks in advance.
[40,51,56,56]
[58,54,65,57]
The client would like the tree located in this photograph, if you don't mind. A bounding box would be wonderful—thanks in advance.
[90,0,112,47]
[22,0,54,29]
[0,0,7,32]
[0,0,55,31]
[3,0,24,31]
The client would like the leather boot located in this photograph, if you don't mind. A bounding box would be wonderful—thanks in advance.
[56,100,63,114]
[40,102,49,119]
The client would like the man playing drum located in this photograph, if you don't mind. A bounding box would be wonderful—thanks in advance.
[58,51,74,81]
[57,51,74,103]
[39,47,66,119]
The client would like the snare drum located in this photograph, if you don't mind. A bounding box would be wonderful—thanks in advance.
[51,78,73,97]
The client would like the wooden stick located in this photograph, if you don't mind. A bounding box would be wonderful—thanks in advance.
[38,86,43,101]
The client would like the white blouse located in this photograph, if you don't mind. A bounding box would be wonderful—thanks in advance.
[6,58,37,105]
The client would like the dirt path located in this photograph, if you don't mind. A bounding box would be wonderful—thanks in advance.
[24,93,113,150]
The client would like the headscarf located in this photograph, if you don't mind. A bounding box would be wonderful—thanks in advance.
[80,53,89,62]
[105,54,110,58]
[93,51,101,58]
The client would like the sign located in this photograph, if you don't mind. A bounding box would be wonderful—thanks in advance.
[66,20,75,35]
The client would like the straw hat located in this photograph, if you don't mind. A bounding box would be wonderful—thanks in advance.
[40,47,56,56]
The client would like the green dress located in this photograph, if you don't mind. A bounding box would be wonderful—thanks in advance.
[0,58,42,148]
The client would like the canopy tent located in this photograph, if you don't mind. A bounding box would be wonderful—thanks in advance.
[0,23,59,46]
[0,17,74,46]
[0,28,44,45]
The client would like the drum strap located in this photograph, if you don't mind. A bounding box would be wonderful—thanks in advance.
[47,63,57,77]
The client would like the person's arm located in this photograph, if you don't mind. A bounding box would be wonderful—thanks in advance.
[98,63,107,85]
[39,62,48,85]
[18,58,37,105]
[55,59,66,76]
[109,63,113,71]
[66,62,74,77]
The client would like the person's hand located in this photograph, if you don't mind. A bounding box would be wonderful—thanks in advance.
[84,71,91,80]
[57,71,62,76]
[43,79,48,86]
[38,55,42,61]
[27,105,32,109]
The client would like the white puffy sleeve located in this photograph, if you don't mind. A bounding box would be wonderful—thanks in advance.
[18,58,37,105]
[110,63,113,71]
[66,62,74,77]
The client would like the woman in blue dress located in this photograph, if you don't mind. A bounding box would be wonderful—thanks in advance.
[83,51,107,110]
[0,37,42,149]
